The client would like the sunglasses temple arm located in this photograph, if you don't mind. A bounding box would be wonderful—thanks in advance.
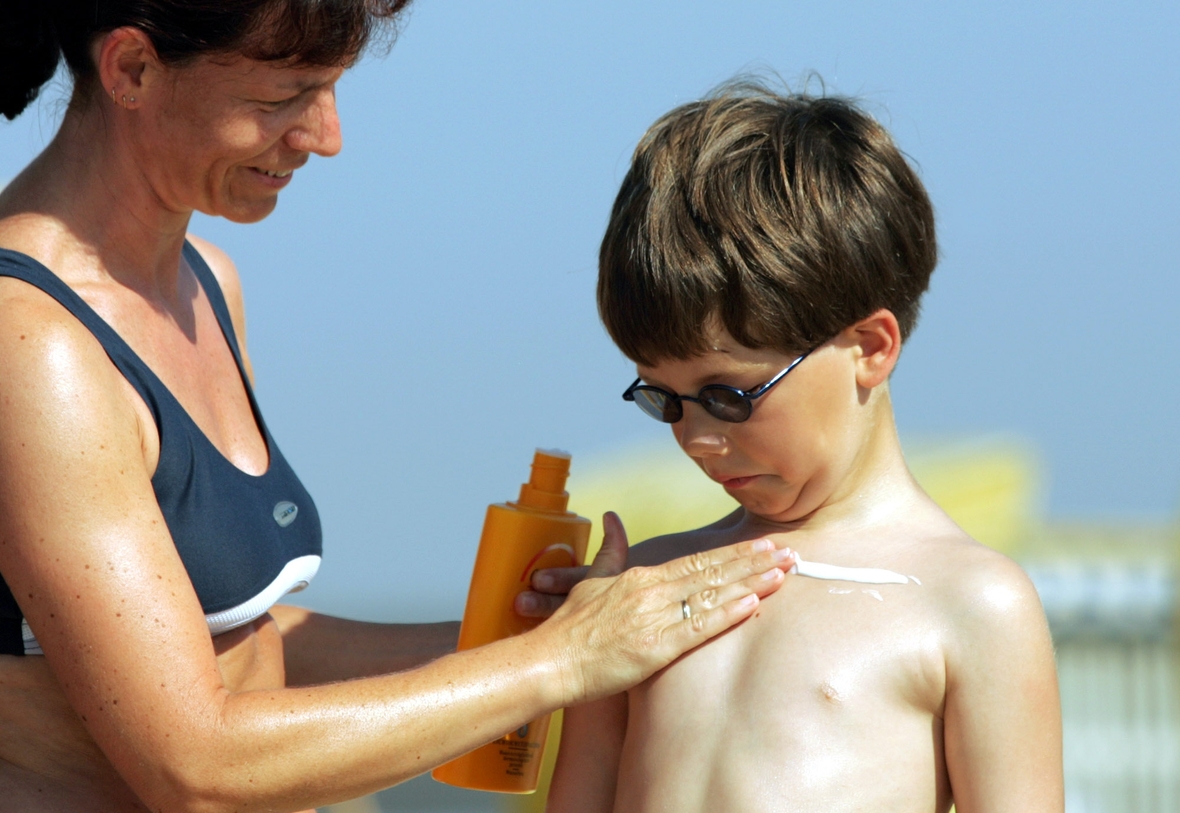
[751,354,805,398]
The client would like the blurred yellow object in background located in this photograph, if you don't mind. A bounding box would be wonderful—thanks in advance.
[562,434,1039,560]
[567,442,739,561]
[906,436,1040,557]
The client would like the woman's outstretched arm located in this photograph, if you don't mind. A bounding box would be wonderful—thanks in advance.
[268,606,460,683]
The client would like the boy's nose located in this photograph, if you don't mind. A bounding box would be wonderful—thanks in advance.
[674,410,731,457]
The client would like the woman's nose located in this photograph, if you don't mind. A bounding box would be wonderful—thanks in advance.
[286,87,343,157]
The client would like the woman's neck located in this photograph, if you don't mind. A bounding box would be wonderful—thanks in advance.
[0,101,193,302]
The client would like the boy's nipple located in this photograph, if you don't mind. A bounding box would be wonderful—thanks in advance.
[819,679,845,705]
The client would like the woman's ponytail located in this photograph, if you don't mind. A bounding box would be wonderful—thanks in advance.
[0,3,62,120]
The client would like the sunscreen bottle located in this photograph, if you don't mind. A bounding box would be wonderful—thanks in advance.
[432,449,592,794]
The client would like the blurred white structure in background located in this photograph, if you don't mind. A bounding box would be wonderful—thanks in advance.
[1027,525,1180,813]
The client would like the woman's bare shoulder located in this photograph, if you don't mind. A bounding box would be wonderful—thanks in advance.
[0,275,128,396]
[185,234,242,298]
[0,275,151,488]
[185,233,254,380]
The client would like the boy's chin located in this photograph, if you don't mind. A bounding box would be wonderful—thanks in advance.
[734,496,806,526]
[734,484,829,526]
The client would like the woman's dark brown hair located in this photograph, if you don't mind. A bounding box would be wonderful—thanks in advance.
[1,0,411,120]
[598,80,938,367]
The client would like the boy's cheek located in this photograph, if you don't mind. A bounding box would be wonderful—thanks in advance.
[739,448,840,518]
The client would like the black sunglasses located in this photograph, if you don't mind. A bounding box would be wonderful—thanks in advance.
[622,349,813,424]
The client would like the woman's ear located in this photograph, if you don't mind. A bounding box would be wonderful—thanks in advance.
[847,308,902,389]
[95,27,160,110]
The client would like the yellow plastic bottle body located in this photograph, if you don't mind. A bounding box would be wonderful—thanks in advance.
[432,451,591,794]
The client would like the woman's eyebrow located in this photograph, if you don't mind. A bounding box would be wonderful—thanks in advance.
[272,79,318,94]
[278,69,342,93]
[288,78,328,92]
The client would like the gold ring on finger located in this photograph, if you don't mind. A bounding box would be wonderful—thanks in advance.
[681,599,692,620]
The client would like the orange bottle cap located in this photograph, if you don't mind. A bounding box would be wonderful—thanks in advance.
[514,449,572,513]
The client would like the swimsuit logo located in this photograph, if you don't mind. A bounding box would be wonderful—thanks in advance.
[273,501,298,527]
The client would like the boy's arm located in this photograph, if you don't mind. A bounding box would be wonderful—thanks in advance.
[547,692,628,812]
[943,557,1064,812]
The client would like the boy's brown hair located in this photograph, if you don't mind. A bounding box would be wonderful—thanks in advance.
[598,80,937,366]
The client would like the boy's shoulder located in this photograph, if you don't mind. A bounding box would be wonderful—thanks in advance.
[876,514,1050,669]
[921,529,1049,653]
[627,506,1046,649]
[625,508,746,569]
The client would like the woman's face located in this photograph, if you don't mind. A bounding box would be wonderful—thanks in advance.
[138,55,345,223]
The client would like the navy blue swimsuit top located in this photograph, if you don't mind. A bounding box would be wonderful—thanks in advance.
[0,243,322,656]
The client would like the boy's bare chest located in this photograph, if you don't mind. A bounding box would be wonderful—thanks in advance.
[618,576,949,812]
[630,575,946,745]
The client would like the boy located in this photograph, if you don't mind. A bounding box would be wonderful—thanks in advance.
[547,83,1062,812]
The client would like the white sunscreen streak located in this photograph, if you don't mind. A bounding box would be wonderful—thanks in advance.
[791,554,913,586]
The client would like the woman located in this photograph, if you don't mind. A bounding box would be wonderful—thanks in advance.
[0,2,792,811]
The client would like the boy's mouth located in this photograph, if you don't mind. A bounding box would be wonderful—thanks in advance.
[718,474,759,489]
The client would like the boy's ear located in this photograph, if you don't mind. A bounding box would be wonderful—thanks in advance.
[845,308,902,389]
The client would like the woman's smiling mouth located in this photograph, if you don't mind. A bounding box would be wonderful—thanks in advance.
[248,166,295,187]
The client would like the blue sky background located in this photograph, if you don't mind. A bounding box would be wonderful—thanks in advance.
[2,0,1177,622]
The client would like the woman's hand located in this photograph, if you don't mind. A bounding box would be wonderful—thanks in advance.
[530,511,792,706]
[514,563,590,618]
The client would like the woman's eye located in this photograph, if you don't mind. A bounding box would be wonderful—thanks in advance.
[257,96,297,110]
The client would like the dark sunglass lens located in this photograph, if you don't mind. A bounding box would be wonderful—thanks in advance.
[634,389,681,423]
[699,387,752,422]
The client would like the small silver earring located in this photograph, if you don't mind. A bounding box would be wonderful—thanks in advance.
[129,96,136,103]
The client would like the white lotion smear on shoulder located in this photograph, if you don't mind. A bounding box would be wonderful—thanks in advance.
[790,554,919,586]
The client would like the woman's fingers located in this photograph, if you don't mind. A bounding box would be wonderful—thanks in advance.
[681,559,790,616]
[585,512,629,578]
[660,537,791,581]
[515,512,630,618]
[514,590,562,618]
[540,536,795,704]
[529,565,591,596]
[659,544,792,651]
[515,564,590,617]
[662,541,795,607]
[663,583,766,642]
